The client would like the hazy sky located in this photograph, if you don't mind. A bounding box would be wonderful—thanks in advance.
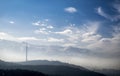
[0,0,120,70]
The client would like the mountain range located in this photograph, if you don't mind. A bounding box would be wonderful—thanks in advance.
[0,60,106,76]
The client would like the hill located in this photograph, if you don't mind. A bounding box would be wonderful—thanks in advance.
[0,69,47,76]
[18,60,87,70]
[94,69,120,76]
[0,60,106,76]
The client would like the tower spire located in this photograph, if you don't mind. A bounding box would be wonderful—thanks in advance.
[25,42,28,62]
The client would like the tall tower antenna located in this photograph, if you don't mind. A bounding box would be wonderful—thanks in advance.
[25,42,28,62]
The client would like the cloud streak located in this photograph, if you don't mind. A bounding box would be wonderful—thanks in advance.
[65,7,77,13]
[0,32,16,41]
[47,37,64,42]
[9,21,15,24]
[96,6,120,21]
[96,7,113,21]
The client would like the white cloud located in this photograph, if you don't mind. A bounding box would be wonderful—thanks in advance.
[0,32,42,43]
[9,21,15,24]
[96,7,113,21]
[49,21,102,48]
[47,37,64,42]
[96,6,120,21]
[65,22,100,44]
[32,21,46,26]
[88,35,120,56]
[34,29,52,35]
[55,29,73,35]
[45,19,49,22]
[33,20,54,35]
[65,7,77,13]
[113,2,120,13]
[0,32,16,41]
[81,32,102,43]
[87,26,120,56]
[34,28,48,34]
[46,25,54,29]
[32,21,40,26]
[17,37,39,41]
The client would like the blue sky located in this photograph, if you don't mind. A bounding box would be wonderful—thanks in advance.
[0,0,120,69]
[0,0,117,36]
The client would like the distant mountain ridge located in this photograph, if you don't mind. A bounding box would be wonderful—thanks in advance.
[93,69,120,76]
[0,69,47,76]
[17,60,89,71]
[18,60,68,65]
[0,60,19,66]
[0,60,106,76]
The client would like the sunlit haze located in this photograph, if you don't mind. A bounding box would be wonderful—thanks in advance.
[0,0,120,70]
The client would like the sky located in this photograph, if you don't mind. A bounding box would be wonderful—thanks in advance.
[0,0,120,70]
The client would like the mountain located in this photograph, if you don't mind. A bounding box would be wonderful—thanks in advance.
[0,60,106,76]
[18,60,87,70]
[94,69,120,76]
[0,69,47,76]
[18,60,69,66]
[0,60,19,66]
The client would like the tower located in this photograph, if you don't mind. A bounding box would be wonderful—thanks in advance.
[25,42,28,62]
[26,43,28,61]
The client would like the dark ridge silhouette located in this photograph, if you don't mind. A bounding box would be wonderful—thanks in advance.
[0,60,106,76]
[18,60,88,71]
[94,69,120,76]
[0,69,47,76]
